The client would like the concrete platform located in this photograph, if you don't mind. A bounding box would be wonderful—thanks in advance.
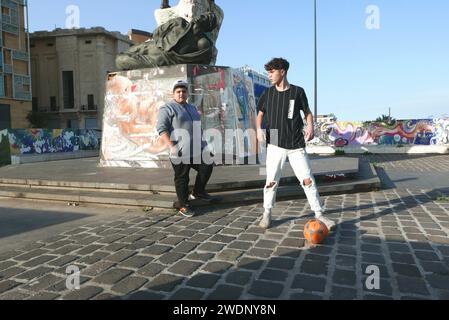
[0,156,380,209]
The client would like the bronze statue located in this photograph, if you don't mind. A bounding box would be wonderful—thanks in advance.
[161,0,170,9]
[116,11,218,70]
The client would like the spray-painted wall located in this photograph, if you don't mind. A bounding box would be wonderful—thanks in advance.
[4,129,100,155]
[313,118,449,147]
[101,64,265,168]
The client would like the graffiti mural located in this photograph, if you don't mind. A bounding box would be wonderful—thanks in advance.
[101,64,263,168]
[6,129,100,155]
[313,118,449,147]
[431,117,449,145]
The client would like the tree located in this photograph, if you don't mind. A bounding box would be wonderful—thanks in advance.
[375,114,396,125]
[26,111,50,129]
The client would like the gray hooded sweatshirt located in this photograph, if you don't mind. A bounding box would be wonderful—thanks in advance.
[157,100,207,160]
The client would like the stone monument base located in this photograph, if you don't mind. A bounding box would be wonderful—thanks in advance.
[100,64,262,168]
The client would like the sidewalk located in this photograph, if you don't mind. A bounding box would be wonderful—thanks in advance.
[0,154,448,300]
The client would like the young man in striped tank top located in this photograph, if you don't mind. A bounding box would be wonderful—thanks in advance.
[256,58,336,231]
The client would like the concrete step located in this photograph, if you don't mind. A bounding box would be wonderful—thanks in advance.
[0,163,380,209]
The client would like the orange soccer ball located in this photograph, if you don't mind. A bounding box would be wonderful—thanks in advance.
[304,219,329,245]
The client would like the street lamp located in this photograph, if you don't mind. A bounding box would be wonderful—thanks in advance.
[314,0,318,124]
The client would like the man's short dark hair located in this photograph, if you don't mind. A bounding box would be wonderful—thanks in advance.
[264,58,290,72]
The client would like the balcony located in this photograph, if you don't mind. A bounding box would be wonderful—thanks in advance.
[80,105,98,112]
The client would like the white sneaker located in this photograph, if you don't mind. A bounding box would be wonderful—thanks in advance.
[259,211,272,230]
[316,214,336,231]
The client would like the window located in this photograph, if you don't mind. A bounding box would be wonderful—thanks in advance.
[85,118,98,129]
[62,71,74,109]
[0,104,11,129]
[32,97,38,112]
[67,119,79,129]
[50,96,57,111]
[85,40,92,44]
[87,94,95,109]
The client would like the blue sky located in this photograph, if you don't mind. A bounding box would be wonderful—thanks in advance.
[28,0,449,121]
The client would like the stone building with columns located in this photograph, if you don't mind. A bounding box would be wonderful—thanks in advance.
[30,27,133,129]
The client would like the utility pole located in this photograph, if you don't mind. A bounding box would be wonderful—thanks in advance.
[314,0,318,124]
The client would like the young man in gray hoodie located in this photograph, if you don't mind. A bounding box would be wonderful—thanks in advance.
[157,80,215,217]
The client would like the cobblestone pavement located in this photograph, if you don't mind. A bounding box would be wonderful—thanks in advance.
[0,155,448,300]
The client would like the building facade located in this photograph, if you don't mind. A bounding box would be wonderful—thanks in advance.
[0,0,32,129]
[30,27,133,129]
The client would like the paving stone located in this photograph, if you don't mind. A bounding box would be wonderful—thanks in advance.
[197,242,226,253]
[273,247,302,259]
[362,253,386,264]
[44,240,73,250]
[158,252,186,265]
[291,274,326,292]
[414,250,441,262]
[266,257,296,271]
[255,240,278,249]
[300,261,328,276]
[333,269,357,286]
[227,241,253,251]
[14,249,49,262]
[397,276,430,296]
[137,263,165,278]
[220,228,243,236]
[216,249,243,262]
[173,241,201,254]
[159,237,186,246]
[186,252,215,262]
[186,273,220,289]
[93,268,133,286]
[303,253,330,263]
[258,269,288,282]
[0,280,21,294]
[82,261,116,277]
[390,253,416,264]
[290,292,323,300]
[237,258,264,271]
[425,274,449,290]
[127,290,165,300]
[171,288,205,300]
[335,255,357,270]
[238,234,260,242]
[119,255,154,269]
[141,245,172,256]
[27,292,61,300]
[337,246,357,256]
[102,243,128,252]
[0,291,31,300]
[202,262,233,274]
[23,274,63,292]
[52,245,80,255]
[126,240,155,251]
[330,286,358,300]
[0,267,27,280]
[392,263,422,279]
[16,267,54,282]
[77,252,109,265]
[246,248,273,259]
[111,276,149,295]
[62,286,103,300]
[0,261,16,272]
[420,261,449,275]
[208,285,244,300]
[105,250,137,263]
[225,271,252,286]
[189,234,211,243]
[248,280,283,299]
[362,278,393,296]
[168,260,203,276]
[75,245,104,256]
[22,255,58,268]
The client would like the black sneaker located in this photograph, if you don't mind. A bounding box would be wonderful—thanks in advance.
[189,192,215,202]
[177,206,195,218]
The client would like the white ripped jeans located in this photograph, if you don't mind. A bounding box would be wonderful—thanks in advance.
[264,144,324,214]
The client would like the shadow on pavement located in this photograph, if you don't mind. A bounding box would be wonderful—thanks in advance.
[0,207,92,239]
